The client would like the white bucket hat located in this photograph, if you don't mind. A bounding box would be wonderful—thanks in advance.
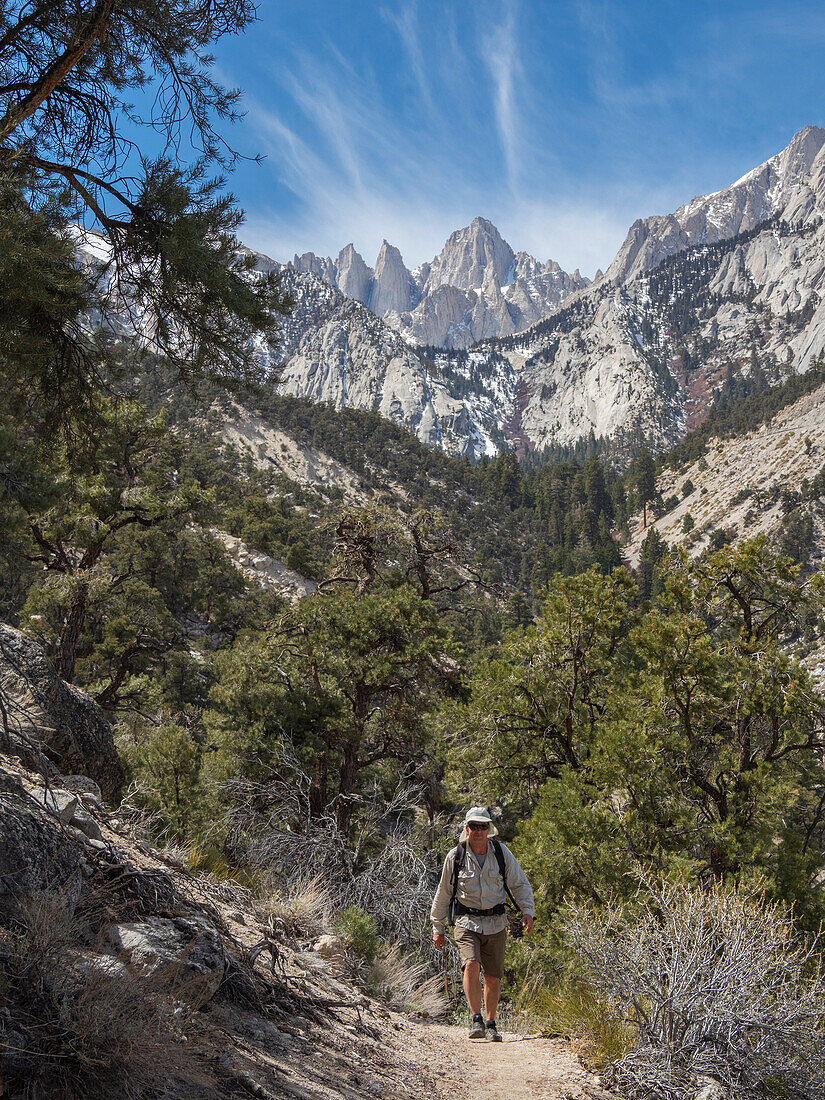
[459,806,499,842]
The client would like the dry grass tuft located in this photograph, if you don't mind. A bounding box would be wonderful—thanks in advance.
[263,874,333,939]
[0,886,210,1099]
[516,977,634,1069]
[363,943,448,1017]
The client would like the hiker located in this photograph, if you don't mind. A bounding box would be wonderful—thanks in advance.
[431,807,534,1042]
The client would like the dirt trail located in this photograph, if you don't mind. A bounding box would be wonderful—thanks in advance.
[416,1024,617,1100]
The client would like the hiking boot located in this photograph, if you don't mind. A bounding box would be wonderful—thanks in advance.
[485,1020,502,1042]
[468,1014,485,1039]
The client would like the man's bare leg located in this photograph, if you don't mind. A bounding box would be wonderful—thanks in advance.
[463,961,483,1015]
[483,974,500,1022]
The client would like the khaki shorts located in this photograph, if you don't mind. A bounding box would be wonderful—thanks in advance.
[454,926,508,979]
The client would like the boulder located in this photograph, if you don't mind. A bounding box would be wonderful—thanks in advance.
[314,934,345,960]
[29,787,79,824]
[103,916,226,1004]
[0,624,124,799]
[28,783,104,843]
[0,770,83,898]
[59,774,103,802]
[70,804,103,841]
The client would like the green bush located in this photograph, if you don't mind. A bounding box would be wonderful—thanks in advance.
[335,906,381,963]
[516,977,633,1069]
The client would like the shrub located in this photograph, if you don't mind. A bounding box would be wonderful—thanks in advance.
[517,977,633,1070]
[564,877,825,1100]
[335,906,381,963]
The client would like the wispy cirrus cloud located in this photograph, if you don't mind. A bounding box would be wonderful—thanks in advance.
[226,0,823,277]
[242,19,502,268]
[380,1,436,116]
[481,1,523,194]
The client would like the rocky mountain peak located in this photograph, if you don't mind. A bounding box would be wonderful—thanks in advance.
[292,251,336,285]
[778,124,825,180]
[281,215,586,348]
[426,216,516,292]
[335,243,372,305]
[606,125,825,284]
[369,240,414,316]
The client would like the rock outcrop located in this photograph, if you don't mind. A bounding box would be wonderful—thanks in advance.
[606,125,825,284]
[369,240,415,316]
[0,769,84,897]
[104,916,227,1003]
[335,243,372,304]
[0,624,124,799]
[424,216,515,291]
[264,268,509,457]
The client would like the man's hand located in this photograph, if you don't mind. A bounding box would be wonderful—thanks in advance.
[433,932,445,950]
[522,915,534,935]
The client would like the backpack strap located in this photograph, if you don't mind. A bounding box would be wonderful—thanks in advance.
[448,842,466,924]
[451,842,466,897]
[491,838,520,911]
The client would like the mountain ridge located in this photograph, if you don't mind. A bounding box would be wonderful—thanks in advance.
[287,215,590,349]
[78,126,825,464]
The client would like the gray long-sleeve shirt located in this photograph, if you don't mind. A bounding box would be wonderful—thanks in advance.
[430,840,535,936]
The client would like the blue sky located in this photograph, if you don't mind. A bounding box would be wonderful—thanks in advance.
[207,0,825,277]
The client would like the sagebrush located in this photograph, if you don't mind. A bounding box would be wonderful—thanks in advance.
[564,876,825,1100]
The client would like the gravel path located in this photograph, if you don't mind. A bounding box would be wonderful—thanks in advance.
[412,1022,618,1100]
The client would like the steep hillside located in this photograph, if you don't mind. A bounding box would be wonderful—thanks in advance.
[264,268,513,458]
[0,746,613,1100]
[625,379,825,567]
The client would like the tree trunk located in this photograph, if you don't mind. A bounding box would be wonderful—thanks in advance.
[336,739,360,835]
[311,750,329,816]
[58,581,88,682]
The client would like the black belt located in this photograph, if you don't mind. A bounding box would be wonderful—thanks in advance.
[454,901,506,918]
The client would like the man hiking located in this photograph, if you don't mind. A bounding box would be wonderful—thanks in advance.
[431,807,535,1041]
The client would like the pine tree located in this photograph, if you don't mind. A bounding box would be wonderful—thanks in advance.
[0,1,291,418]
[633,449,657,527]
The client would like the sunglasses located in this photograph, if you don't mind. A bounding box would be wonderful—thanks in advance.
[468,822,490,831]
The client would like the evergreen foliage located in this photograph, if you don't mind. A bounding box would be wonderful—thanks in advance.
[0,0,290,426]
[452,537,825,965]
[2,15,825,1072]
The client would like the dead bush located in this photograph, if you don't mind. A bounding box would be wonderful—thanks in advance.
[215,751,435,942]
[564,875,825,1100]
[0,887,209,1099]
